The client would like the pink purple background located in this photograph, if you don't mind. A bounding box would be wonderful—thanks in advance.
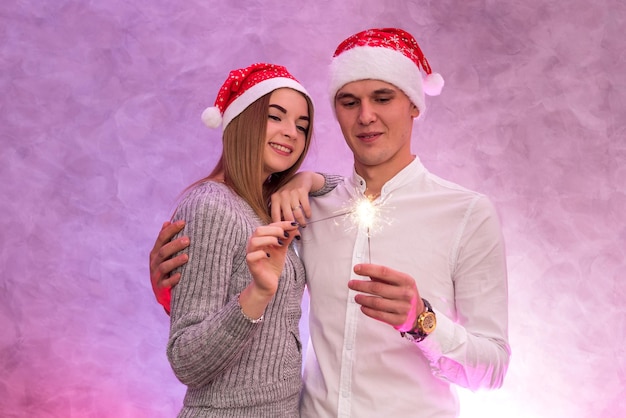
[1,1,624,417]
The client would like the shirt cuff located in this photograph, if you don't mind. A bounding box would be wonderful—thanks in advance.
[415,308,463,361]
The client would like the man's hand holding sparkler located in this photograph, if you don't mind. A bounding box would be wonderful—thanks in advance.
[348,263,425,333]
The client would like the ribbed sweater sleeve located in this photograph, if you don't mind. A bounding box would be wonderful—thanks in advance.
[310,172,344,197]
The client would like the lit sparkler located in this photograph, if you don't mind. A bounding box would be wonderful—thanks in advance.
[307,192,387,263]
[351,197,379,262]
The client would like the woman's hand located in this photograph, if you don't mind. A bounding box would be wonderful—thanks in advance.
[239,221,300,319]
[270,171,324,226]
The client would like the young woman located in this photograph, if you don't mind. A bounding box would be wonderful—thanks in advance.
[165,63,315,417]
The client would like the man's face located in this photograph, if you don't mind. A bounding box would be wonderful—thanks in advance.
[334,79,419,176]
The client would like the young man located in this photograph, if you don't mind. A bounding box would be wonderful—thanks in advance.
[151,28,510,417]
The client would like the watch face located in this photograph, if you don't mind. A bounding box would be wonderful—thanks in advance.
[419,312,437,334]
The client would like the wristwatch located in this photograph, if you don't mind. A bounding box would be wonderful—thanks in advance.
[401,298,436,342]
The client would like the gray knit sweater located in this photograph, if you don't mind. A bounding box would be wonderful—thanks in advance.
[167,181,306,418]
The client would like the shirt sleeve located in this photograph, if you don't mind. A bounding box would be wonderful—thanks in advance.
[418,195,511,391]
[166,187,261,388]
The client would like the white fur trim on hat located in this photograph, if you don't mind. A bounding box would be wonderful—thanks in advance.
[329,45,425,117]
[221,77,310,130]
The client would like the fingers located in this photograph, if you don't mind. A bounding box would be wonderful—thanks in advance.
[247,221,300,255]
[287,205,307,228]
[150,221,187,266]
[149,237,190,292]
[269,190,289,222]
[350,290,418,331]
[352,263,415,288]
[285,193,310,228]
[155,236,190,264]
[245,221,300,297]
[351,290,409,315]
[357,302,409,329]
[151,220,186,256]
[286,189,311,219]
[270,195,284,223]
[349,276,416,300]
[295,195,312,222]
[349,263,422,331]
[270,189,311,227]
[158,271,182,289]
[154,253,188,285]
[149,220,190,298]
[349,263,419,303]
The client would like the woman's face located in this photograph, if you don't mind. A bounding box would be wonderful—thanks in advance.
[262,88,310,178]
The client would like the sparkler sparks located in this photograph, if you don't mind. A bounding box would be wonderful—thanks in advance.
[350,197,380,262]
[353,198,377,230]
[307,192,388,263]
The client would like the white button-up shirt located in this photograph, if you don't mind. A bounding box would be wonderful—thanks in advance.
[299,157,510,417]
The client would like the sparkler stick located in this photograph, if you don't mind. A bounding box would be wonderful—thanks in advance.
[304,209,354,225]
[354,198,377,262]
[367,227,371,263]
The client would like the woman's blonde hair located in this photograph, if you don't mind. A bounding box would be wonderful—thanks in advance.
[189,89,314,224]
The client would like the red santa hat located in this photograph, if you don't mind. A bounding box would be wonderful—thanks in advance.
[329,28,444,116]
[201,62,311,130]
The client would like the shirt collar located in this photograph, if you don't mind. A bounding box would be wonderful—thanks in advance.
[350,156,426,199]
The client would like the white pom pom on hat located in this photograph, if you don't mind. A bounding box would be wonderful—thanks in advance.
[201,106,222,128]
[422,72,445,96]
[202,63,311,131]
[329,28,444,117]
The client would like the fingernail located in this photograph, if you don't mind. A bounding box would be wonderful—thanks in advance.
[266,252,271,258]
[291,221,299,226]
[295,235,301,241]
[277,239,284,246]
[284,231,289,238]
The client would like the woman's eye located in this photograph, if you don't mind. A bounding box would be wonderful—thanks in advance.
[297,125,308,133]
[268,115,280,121]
